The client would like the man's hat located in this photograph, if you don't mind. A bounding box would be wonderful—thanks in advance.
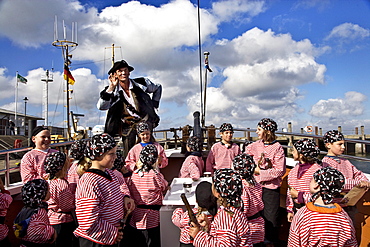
[108,60,134,75]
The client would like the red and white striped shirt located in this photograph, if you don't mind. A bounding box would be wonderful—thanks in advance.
[288,202,357,247]
[241,180,264,244]
[193,206,252,247]
[20,208,55,244]
[179,155,204,180]
[172,208,213,244]
[20,149,58,183]
[0,191,12,241]
[47,178,75,225]
[112,169,131,197]
[67,161,80,195]
[127,169,168,229]
[74,169,124,245]
[206,142,241,173]
[286,163,322,213]
[245,140,286,189]
[125,142,168,171]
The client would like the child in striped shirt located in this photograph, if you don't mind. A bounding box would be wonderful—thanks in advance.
[125,144,168,247]
[179,136,204,180]
[189,168,252,247]
[172,181,217,247]
[286,138,322,222]
[20,126,58,183]
[288,167,357,246]
[0,178,12,247]
[322,130,370,225]
[206,123,241,173]
[14,179,56,247]
[74,134,133,247]
[233,153,265,246]
[67,139,89,194]
[45,151,76,247]
[125,122,168,172]
[245,118,286,246]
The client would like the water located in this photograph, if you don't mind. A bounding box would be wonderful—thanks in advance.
[348,156,370,174]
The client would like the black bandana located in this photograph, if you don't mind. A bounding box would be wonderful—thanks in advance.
[323,130,344,144]
[233,153,257,185]
[258,118,278,132]
[294,138,320,159]
[187,136,202,152]
[45,151,66,179]
[213,169,242,207]
[86,133,116,160]
[113,152,125,171]
[21,179,49,209]
[220,123,233,133]
[139,144,158,172]
[311,167,345,205]
[195,181,218,216]
[70,139,88,160]
[137,122,150,134]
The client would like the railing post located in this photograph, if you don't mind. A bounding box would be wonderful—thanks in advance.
[314,126,319,146]
[247,128,251,141]
[5,153,10,187]
[338,126,342,133]
[287,122,293,156]
[164,131,168,149]
[207,125,216,150]
[361,126,365,154]
[181,125,191,154]
[319,128,322,136]
[355,127,359,135]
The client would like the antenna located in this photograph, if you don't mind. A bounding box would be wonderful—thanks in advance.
[41,70,54,127]
[52,17,78,140]
[105,44,121,66]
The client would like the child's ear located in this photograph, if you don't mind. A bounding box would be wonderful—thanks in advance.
[325,143,331,150]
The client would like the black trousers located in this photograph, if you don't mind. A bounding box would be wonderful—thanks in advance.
[262,187,280,244]
[52,221,77,247]
[79,237,118,247]
[123,224,160,247]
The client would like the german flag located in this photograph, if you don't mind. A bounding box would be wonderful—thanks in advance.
[64,64,75,85]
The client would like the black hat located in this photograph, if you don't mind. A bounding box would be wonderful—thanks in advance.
[108,60,134,74]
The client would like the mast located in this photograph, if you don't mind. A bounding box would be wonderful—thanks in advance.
[52,17,78,140]
[41,70,53,126]
[105,43,121,65]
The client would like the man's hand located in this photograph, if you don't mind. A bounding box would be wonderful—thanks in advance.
[107,73,119,93]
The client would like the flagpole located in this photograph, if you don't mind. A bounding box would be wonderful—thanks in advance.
[15,71,18,135]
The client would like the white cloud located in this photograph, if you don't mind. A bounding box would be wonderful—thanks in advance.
[212,0,266,22]
[309,91,367,119]
[325,23,370,42]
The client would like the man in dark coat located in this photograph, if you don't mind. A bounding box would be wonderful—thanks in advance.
[97,60,162,157]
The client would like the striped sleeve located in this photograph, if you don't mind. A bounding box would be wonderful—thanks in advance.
[179,156,201,180]
[156,143,169,169]
[22,209,55,244]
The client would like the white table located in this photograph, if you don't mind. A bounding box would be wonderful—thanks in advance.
[160,177,212,247]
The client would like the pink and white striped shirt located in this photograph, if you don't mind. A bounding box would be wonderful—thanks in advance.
[172,208,213,245]
[240,180,264,244]
[67,161,80,195]
[286,163,322,213]
[47,178,75,225]
[193,206,252,247]
[179,155,204,180]
[127,169,168,229]
[20,208,55,245]
[288,202,357,247]
[0,190,12,241]
[20,149,58,183]
[125,142,168,171]
[112,169,131,197]
[245,140,286,189]
[74,169,124,245]
[206,142,241,173]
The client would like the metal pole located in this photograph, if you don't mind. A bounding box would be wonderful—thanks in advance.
[23,97,28,135]
[65,47,71,140]
[15,72,18,134]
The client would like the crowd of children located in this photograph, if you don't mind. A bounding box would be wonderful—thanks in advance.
[1,119,370,246]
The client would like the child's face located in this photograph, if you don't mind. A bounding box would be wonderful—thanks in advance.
[99,146,118,170]
[139,130,151,143]
[326,140,345,156]
[32,130,51,150]
[256,127,265,140]
[220,131,233,143]
[309,177,319,195]
[292,147,300,161]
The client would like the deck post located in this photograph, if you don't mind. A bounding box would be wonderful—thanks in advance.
[361,126,365,154]
[287,122,293,156]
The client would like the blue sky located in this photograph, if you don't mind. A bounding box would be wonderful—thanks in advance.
[0,0,369,134]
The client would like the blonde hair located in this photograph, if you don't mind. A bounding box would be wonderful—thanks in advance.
[77,157,92,177]
[262,129,276,143]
